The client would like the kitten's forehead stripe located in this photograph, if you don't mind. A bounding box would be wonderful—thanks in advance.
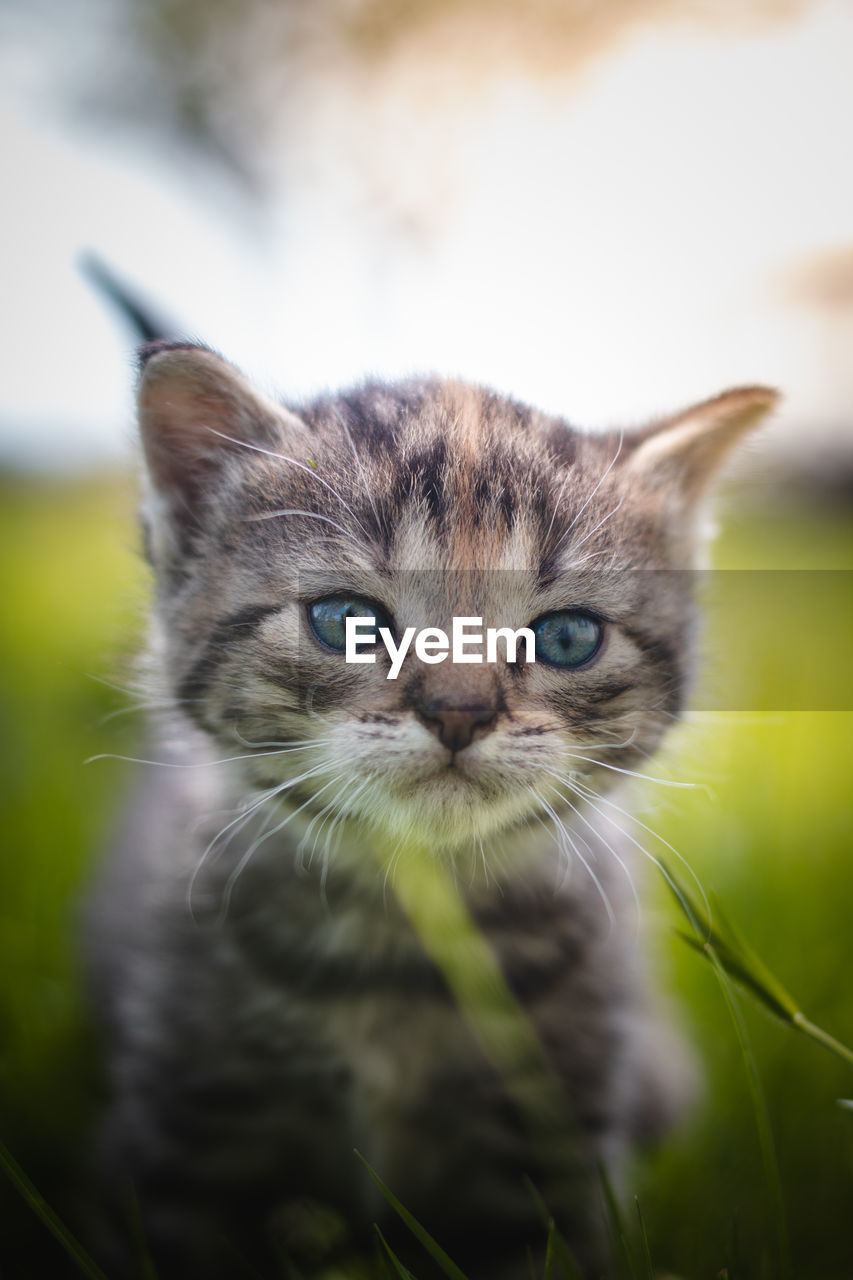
[401,435,450,528]
[295,377,632,581]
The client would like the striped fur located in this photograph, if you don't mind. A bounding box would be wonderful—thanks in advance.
[86,347,776,1277]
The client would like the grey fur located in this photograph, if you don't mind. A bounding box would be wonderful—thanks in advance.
[85,348,776,1277]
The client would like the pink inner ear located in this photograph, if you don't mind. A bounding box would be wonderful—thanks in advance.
[137,346,287,509]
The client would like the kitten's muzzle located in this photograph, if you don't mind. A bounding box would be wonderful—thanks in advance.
[417,699,497,754]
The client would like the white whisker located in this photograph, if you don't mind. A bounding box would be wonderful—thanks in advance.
[543,468,576,545]
[97,699,179,724]
[187,782,287,919]
[555,430,623,550]
[298,773,360,868]
[569,776,712,932]
[187,761,331,917]
[568,495,626,555]
[331,405,383,533]
[542,772,640,922]
[575,729,638,751]
[203,425,370,538]
[538,789,615,929]
[381,838,407,898]
[475,833,493,888]
[217,773,344,920]
[320,775,373,870]
[233,728,316,750]
[243,509,355,540]
[86,745,317,768]
[563,753,703,791]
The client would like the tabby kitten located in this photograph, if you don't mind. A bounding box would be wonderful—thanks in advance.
[86,344,776,1279]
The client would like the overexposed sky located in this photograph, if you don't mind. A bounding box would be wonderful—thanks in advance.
[1,0,852,467]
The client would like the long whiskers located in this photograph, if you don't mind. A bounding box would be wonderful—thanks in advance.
[553,431,624,552]
[566,774,712,931]
[233,728,314,750]
[537,789,615,928]
[541,773,640,923]
[568,496,626,556]
[318,774,374,874]
[509,726,639,751]
[216,772,347,921]
[97,698,185,725]
[529,800,597,895]
[331,405,383,534]
[297,773,370,871]
[186,760,331,917]
[86,744,317,769]
[202,425,371,539]
[243,509,357,541]
[562,753,706,792]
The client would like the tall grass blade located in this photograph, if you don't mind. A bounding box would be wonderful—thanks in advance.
[522,1178,585,1280]
[662,858,853,1068]
[659,862,792,1280]
[542,1222,555,1280]
[708,957,791,1279]
[374,1225,418,1279]
[634,1197,654,1280]
[120,1177,159,1280]
[598,1162,639,1280]
[354,1150,470,1280]
[0,1138,110,1280]
[791,1014,853,1069]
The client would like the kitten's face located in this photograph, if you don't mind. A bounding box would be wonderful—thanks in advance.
[139,349,776,860]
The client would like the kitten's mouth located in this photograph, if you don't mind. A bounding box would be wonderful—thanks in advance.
[415,749,481,780]
[443,753,468,771]
[400,755,507,805]
[393,761,479,791]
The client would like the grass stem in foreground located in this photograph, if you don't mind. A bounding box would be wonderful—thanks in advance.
[0,1138,110,1280]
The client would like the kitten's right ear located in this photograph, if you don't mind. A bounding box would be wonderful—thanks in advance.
[137,343,305,559]
[624,385,780,503]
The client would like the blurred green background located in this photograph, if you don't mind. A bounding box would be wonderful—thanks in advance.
[3,1,853,1275]
[0,467,851,1278]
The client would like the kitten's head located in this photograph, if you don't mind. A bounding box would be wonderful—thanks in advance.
[137,344,776,862]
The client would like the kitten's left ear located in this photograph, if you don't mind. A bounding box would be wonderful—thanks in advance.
[136,342,310,567]
[625,386,780,501]
[137,342,303,506]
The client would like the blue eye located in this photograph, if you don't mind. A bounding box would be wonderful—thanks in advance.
[307,596,391,652]
[533,610,603,669]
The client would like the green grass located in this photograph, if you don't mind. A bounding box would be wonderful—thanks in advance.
[0,469,851,1277]
[0,470,148,1276]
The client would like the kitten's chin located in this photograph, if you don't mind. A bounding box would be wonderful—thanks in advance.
[355,769,545,852]
[316,729,565,854]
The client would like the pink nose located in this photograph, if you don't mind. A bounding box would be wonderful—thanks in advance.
[418,700,497,753]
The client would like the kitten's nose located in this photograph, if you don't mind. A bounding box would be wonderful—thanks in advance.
[418,700,497,753]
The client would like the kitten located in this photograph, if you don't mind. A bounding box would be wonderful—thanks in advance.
[85,343,776,1278]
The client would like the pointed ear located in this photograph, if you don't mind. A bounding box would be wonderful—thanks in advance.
[136,343,313,573]
[137,343,308,568]
[137,343,305,508]
[625,386,780,501]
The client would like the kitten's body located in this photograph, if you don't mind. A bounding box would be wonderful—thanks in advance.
[86,357,775,1277]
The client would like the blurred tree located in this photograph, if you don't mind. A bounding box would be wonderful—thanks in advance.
[0,0,809,198]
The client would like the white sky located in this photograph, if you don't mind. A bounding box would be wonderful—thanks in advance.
[1,0,852,468]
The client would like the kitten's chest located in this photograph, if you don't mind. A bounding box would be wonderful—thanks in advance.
[219,855,620,1179]
[229,880,521,1153]
[324,987,482,1168]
